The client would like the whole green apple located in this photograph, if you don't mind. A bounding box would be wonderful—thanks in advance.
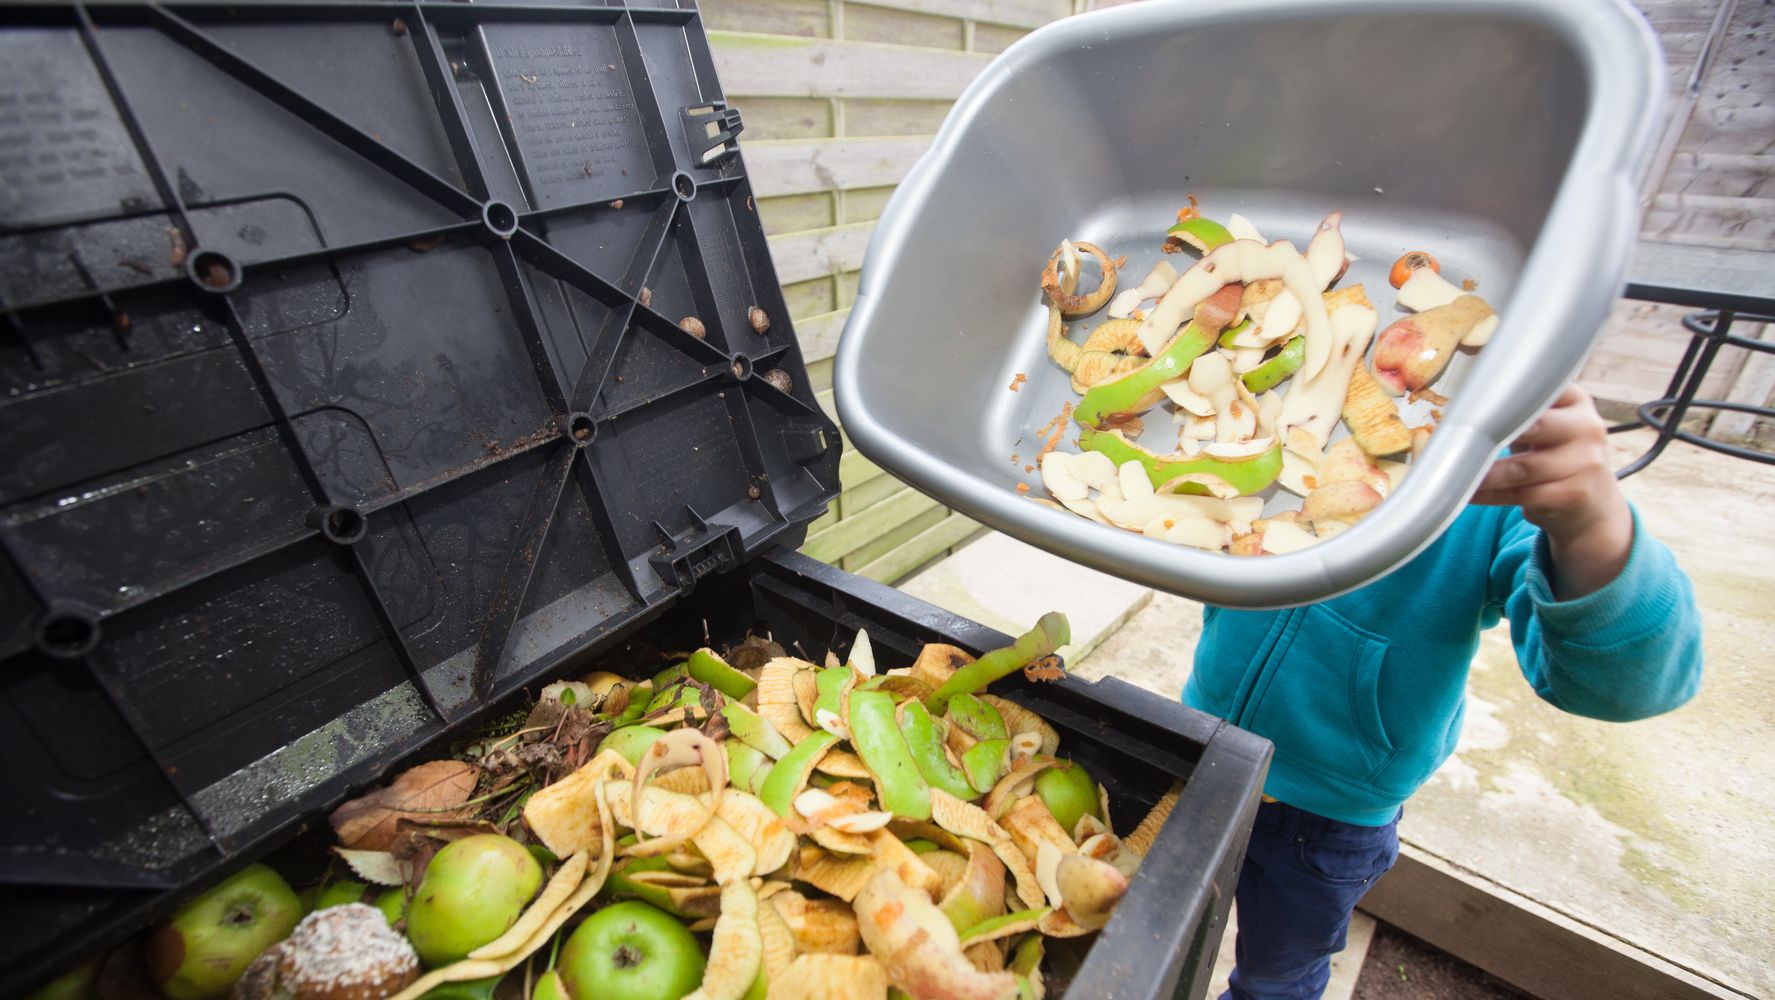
[22,958,99,1000]
[144,862,303,1000]
[311,880,368,911]
[558,901,704,1000]
[1034,759,1101,836]
[597,725,665,766]
[406,834,542,967]
[532,969,571,1000]
[373,887,407,927]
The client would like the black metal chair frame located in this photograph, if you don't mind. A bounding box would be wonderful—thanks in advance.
[1609,308,1775,479]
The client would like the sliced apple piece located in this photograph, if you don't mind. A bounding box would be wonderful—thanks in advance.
[1343,363,1413,456]
[1108,259,1180,319]
[1038,452,1087,502]
[1055,854,1130,932]
[1302,480,1383,525]
[1277,298,1380,452]
[1117,460,1154,502]
[1371,295,1493,395]
[1260,519,1319,555]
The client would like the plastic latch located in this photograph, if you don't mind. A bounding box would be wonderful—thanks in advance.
[651,524,743,593]
[682,103,744,166]
[784,425,830,464]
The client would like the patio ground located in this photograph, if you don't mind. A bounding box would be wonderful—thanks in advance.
[902,428,1774,999]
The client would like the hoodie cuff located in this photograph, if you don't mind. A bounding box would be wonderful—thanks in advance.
[1524,506,1682,650]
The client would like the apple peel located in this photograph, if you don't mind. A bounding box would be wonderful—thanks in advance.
[467,849,590,960]
[960,907,1052,947]
[1054,854,1129,932]
[772,890,863,955]
[684,879,763,1000]
[770,954,891,1000]
[1125,784,1180,856]
[855,868,1021,1000]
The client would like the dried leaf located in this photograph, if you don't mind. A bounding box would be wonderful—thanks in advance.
[330,760,479,851]
[333,847,408,887]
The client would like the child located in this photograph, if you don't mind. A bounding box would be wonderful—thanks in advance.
[1186,383,1704,1000]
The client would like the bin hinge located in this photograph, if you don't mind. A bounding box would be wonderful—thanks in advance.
[651,523,743,594]
[682,103,744,166]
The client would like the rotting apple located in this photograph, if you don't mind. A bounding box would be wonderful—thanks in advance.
[405,833,543,967]
[144,863,303,1000]
[557,900,706,1000]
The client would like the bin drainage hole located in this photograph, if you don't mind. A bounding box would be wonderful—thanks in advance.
[188,249,240,292]
[568,412,597,445]
[672,172,696,201]
[38,613,99,658]
[321,506,368,543]
[730,354,753,380]
[483,200,520,238]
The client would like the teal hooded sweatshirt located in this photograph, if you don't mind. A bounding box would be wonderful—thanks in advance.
[1184,503,1704,827]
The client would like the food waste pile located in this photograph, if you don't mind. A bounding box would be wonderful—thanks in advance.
[1031,201,1498,553]
[48,613,1181,1000]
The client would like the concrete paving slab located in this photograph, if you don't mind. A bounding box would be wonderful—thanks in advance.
[1071,429,1775,997]
[897,530,1153,664]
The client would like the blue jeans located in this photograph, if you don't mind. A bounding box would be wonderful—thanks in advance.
[1220,800,1402,1000]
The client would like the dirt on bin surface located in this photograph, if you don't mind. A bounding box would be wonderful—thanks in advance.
[1354,922,1529,1000]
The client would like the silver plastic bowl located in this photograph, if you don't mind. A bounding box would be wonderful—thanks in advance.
[835,0,1664,608]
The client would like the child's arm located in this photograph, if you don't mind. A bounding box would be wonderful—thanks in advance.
[1475,384,1703,721]
[1471,383,1633,599]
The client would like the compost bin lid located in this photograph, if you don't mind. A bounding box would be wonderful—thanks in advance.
[0,0,837,904]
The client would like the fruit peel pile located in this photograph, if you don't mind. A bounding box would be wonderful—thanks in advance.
[1035,205,1496,554]
[100,614,1179,1000]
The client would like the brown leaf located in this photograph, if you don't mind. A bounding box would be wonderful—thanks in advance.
[329,759,479,850]
[391,830,440,893]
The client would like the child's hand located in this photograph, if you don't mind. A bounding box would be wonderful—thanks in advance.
[1471,383,1633,598]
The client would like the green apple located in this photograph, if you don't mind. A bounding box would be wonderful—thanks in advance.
[406,834,542,967]
[533,969,571,1000]
[373,887,407,927]
[312,880,367,910]
[1034,759,1101,836]
[558,901,705,1000]
[597,725,666,766]
[23,958,99,1000]
[144,862,303,1000]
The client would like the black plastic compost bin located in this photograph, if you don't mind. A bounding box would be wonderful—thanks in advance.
[0,2,1270,998]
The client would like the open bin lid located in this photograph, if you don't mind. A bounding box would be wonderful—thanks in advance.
[835,0,1664,608]
[0,0,837,958]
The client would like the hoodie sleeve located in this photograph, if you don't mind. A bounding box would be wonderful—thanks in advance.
[1486,505,1703,722]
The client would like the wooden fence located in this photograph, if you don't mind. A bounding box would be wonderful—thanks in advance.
[702,0,1079,581]
[703,0,1773,580]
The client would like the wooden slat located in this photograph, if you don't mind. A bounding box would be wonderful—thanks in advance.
[710,32,992,100]
[793,307,851,363]
[743,138,931,198]
[844,3,965,49]
[800,485,940,562]
[1359,844,1740,1000]
[843,504,947,570]
[767,222,875,286]
[839,447,887,491]
[854,511,983,583]
[847,0,1068,30]
[843,98,953,136]
[755,191,835,236]
[1658,152,1774,200]
[698,0,829,37]
[841,465,903,515]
